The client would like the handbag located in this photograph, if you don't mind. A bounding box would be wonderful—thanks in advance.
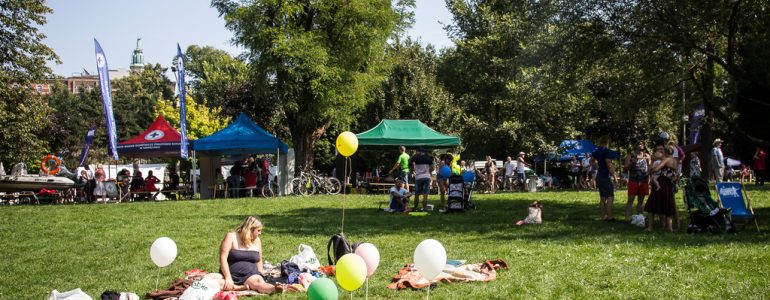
[289,243,321,271]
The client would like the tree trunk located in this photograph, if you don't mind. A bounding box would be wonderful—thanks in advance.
[290,121,331,174]
[699,44,716,181]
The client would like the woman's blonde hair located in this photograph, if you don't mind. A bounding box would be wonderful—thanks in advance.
[664,142,676,156]
[235,216,263,248]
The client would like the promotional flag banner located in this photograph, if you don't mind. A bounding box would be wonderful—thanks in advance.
[689,104,705,145]
[94,39,119,160]
[77,126,97,167]
[176,44,189,159]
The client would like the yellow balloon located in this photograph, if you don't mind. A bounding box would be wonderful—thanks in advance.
[335,254,367,291]
[336,131,359,157]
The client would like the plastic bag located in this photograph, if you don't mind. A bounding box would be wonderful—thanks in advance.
[289,244,321,271]
[179,277,220,300]
[48,288,93,300]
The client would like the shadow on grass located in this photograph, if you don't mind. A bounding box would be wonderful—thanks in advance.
[221,193,769,247]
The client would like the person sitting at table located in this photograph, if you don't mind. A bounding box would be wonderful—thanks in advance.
[388,179,412,213]
[130,170,145,192]
[163,168,180,199]
[138,170,160,200]
[116,168,131,197]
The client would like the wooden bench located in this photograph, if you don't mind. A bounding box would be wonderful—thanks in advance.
[0,192,38,205]
[363,182,414,194]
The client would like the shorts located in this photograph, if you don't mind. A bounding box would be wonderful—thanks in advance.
[597,176,614,198]
[414,178,430,195]
[627,180,649,196]
[398,171,409,184]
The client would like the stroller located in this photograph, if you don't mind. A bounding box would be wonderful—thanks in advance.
[684,175,736,233]
[446,174,476,212]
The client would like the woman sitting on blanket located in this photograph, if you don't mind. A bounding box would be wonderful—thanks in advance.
[219,216,276,294]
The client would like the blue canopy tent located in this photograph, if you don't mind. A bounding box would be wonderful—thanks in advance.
[194,113,290,198]
[535,140,619,175]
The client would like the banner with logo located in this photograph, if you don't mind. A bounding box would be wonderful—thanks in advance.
[94,39,119,160]
[77,126,96,167]
[688,104,705,145]
[176,44,189,159]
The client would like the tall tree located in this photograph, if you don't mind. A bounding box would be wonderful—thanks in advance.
[111,64,175,141]
[212,0,415,171]
[0,1,59,167]
[155,95,230,140]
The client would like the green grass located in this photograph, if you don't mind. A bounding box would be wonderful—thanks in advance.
[1,187,769,299]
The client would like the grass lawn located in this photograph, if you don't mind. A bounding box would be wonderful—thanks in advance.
[1,186,769,299]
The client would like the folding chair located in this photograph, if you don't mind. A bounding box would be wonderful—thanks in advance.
[715,182,760,232]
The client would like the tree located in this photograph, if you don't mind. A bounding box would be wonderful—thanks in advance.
[111,64,175,141]
[155,95,230,140]
[0,1,59,167]
[46,82,103,166]
[212,0,415,171]
[177,45,250,109]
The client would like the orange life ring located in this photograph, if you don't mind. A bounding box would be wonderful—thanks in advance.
[40,154,61,175]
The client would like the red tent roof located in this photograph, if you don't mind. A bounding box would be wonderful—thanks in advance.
[120,115,182,145]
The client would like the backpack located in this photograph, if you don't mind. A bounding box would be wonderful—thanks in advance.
[326,234,361,265]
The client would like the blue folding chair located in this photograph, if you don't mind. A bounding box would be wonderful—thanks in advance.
[715,182,760,232]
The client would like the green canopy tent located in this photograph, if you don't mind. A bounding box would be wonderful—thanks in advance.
[355,119,461,149]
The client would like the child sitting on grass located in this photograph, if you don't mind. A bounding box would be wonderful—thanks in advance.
[515,201,542,226]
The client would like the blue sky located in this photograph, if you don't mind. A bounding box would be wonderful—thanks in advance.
[42,0,453,77]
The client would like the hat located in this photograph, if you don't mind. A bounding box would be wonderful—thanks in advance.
[713,138,723,145]
[519,151,525,156]
[658,131,670,140]
[417,147,427,153]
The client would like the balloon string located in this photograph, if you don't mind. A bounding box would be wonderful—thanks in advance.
[155,266,161,291]
[427,285,430,300]
[366,278,369,300]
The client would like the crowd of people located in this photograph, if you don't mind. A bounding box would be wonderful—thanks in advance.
[73,164,181,202]
[221,156,274,198]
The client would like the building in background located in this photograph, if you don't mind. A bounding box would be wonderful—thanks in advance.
[33,38,148,94]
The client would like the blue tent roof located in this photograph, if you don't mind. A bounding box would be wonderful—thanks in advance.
[534,140,619,162]
[193,113,288,155]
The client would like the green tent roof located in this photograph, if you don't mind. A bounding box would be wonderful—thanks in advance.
[356,120,460,149]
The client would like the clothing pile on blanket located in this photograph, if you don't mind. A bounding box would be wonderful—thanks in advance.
[387,259,508,290]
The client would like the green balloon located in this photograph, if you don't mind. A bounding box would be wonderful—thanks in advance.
[308,277,338,300]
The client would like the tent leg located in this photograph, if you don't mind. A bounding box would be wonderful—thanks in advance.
[276,149,280,196]
[192,150,197,199]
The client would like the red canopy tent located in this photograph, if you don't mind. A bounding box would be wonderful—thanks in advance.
[116,115,190,158]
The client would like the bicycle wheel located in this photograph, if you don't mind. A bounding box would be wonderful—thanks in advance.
[325,177,342,195]
[261,183,275,197]
[291,178,308,196]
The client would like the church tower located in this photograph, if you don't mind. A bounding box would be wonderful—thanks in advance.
[130,37,145,73]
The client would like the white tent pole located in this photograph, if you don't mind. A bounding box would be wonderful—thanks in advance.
[276,148,280,196]
[192,150,197,199]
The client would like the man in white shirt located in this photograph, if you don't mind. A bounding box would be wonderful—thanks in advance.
[712,138,725,182]
[503,156,515,190]
[388,179,411,213]
[517,152,531,187]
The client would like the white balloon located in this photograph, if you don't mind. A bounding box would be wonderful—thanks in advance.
[413,239,446,280]
[150,237,178,268]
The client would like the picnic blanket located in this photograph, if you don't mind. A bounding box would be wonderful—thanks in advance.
[387,259,508,290]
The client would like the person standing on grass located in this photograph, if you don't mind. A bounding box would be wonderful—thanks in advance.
[644,145,678,232]
[516,152,531,190]
[711,139,725,182]
[624,140,651,221]
[390,146,410,192]
[485,156,497,193]
[753,146,766,186]
[410,147,434,211]
[503,156,515,191]
[592,136,616,221]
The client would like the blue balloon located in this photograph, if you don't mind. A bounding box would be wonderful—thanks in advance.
[440,166,452,178]
[462,171,475,182]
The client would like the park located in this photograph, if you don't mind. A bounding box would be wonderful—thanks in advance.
[2,1,770,299]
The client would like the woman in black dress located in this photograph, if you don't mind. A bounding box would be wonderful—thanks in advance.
[219,216,275,294]
[644,144,679,232]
